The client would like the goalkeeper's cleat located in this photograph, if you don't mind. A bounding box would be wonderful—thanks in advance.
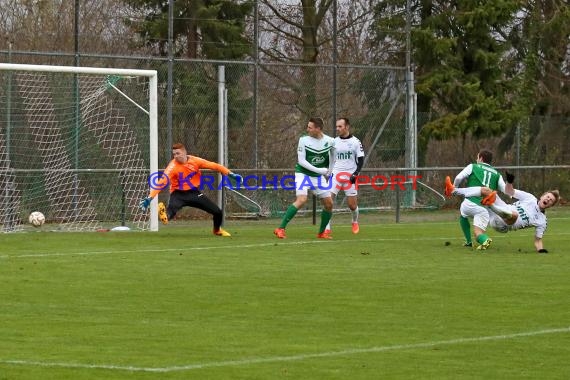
[213,228,231,237]
[476,238,493,250]
[444,176,455,198]
[317,231,332,239]
[351,222,360,234]
[481,191,497,206]
[158,202,169,224]
[274,228,286,239]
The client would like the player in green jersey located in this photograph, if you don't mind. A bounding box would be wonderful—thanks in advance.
[274,117,335,239]
[444,149,507,250]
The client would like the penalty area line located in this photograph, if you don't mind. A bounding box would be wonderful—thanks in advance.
[1,327,569,373]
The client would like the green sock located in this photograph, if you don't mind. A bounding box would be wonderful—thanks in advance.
[476,234,489,245]
[279,205,298,229]
[319,210,332,233]
[459,216,471,244]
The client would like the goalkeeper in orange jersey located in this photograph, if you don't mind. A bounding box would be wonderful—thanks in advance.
[139,143,242,237]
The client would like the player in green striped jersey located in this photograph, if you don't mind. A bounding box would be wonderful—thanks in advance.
[274,117,335,239]
[444,149,507,250]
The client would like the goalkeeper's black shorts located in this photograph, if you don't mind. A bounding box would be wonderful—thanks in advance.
[166,189,222,223]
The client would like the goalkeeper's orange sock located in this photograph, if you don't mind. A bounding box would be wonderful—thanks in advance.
[279,205,298,229]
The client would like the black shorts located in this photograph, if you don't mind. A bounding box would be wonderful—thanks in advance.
[167,189,222,218]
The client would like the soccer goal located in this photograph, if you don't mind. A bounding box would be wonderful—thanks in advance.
[0,63,158,232]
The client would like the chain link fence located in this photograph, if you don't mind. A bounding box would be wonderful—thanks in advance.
[1,51,410,165]
[1,55,568,222]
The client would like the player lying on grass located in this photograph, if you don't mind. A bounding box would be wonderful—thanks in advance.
[447,177,560,253]
[444,149,508,250]
[139,143,242,237]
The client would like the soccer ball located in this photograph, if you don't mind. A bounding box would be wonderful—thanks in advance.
[29,211,45,227]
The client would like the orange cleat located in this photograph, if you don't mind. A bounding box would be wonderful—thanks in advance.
[351,222,360,234]
[481,191,497,206]
[274,228,286,239]
[444,176,455,198]
[317,231,333,239]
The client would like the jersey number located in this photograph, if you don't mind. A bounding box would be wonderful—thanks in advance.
[482,171,493,186]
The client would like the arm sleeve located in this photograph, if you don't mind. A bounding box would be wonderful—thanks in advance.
[453,164,473,186]
[297,138,328,175]
[497,176,507,194]
[353,156,364,175]
[512,189,536,202]
[328,141,336,173]
[196,157,231,176]
[356,140,365,158]
[148,160,175,199]
[505,182,515,197]
[535,224,546,239]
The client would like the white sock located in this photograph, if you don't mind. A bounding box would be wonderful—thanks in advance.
[352,207,359,223]
[490,203,513,219]
[454,187,482,198]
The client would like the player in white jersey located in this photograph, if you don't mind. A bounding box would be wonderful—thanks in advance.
[454,183,560,253]
[274,117,335,239]
[324,118,364,234]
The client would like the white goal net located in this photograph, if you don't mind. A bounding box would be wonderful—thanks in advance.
[0,63,158,232]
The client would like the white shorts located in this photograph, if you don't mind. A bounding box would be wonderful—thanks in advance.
[460,199,489,231]
[489,212,509,233]
[295,172,331,198]
[330,171,358,196]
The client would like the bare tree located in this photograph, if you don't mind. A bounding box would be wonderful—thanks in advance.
[258,0,333,117]
[0,0,141,58]
[257,1,379,113]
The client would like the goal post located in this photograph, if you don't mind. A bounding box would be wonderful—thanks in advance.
[0,63,158,232]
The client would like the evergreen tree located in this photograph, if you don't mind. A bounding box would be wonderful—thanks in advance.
[371,0,525,159]
[125,0,252,59]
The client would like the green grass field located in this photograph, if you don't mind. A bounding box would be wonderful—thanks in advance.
[1,209,570,379]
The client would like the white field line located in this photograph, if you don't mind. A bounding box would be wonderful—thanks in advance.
[3,215,569,259]
[1,327,569,373]
[0,236,469,259]
[3,230,570,259]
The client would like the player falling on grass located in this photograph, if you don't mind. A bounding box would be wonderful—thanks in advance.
[324,117,364,235]
[274,117,335,239]
[444,149,507,250]
[448,177,560,253]
[139,143,242,237]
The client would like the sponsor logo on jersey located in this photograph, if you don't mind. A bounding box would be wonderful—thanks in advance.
[311,156,326,165]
